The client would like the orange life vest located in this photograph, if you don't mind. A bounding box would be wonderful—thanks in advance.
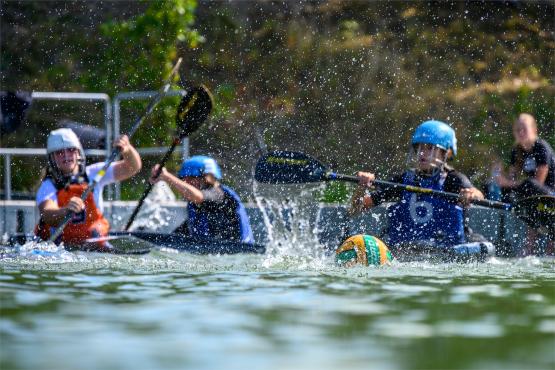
[35,182,110,245]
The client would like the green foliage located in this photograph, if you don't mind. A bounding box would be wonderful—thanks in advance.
[84,0,201,93]
[2,1,554,202]
[185,1,554,196]
[1,0,202,199]
[82,0,203,150]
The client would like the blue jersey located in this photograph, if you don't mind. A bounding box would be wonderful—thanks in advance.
[187,185,254,244]
[386,170,466,247]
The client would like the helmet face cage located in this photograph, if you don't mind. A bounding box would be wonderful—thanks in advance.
[47,149,86,184]
[407,143,448,176]
[46,128,86,182]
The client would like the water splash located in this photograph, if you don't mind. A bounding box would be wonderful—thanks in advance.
[0,239,87,263]
[127,181,177,232]
[253,181,332,268]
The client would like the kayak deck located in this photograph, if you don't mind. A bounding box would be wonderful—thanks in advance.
[4,232,266,255]
[109,231,266,255]
[387,241,496,263]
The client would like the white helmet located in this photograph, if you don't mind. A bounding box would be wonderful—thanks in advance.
[46,128,86,181]
[47,128,85,160]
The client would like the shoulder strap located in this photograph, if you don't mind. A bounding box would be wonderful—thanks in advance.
[49,171,90,191]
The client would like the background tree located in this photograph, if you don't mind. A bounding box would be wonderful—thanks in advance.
[1,1,553,201]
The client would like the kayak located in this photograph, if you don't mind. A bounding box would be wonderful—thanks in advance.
[3,231,266,255]
[109,231,266,254]
[335,234,497,266]
[386,241,496,263]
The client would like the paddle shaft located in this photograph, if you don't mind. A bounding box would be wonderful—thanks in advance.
[124,137,181,230]
[124,85,213,231]
[49,58,182,242]
[255,151,552,232]
[326,172,511,210]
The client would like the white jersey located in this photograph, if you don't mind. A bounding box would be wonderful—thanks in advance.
[36,162,116,213]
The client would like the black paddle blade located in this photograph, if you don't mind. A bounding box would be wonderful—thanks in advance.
[254,150,328,184]
[176,85,213,137]
[514,195,555,234]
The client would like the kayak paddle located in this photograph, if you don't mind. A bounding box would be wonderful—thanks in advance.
[254,150,555,231]
[48,58,183,243]
[123,84,213,231]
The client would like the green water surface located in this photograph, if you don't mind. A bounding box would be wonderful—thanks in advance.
[1,252,554,370]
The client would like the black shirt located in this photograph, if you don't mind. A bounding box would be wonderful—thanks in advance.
[371,169,474,206]
[510,138,555,189]
[196,186,242,241]
[199,187,238,219]
[174,186,241,240]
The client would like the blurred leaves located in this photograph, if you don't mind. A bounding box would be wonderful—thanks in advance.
[2,1,554,201]
[186,1,554,196]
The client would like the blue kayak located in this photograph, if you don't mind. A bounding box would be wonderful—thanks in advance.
[4,231,266,255]
[108,231,266,255]
[386,241,496,263]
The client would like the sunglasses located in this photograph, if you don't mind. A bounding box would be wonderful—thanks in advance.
[53,148,79,157]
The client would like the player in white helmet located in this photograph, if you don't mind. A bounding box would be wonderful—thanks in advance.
[35,128,142,246]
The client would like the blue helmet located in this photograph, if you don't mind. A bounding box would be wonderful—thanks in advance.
[411,120,457,157]
[178,155,222,180]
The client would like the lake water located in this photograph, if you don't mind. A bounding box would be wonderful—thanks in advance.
[1,246,554,370]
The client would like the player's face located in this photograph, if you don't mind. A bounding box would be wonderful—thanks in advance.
[53,147,80,175]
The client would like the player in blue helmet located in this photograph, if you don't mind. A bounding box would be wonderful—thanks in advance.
[149,155,254,244]
[349,120,489,260]
[408,120,458,176]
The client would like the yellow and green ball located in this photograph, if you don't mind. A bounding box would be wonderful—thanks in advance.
[336,234,393,267]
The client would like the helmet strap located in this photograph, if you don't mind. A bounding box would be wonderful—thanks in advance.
[47,153,87,189]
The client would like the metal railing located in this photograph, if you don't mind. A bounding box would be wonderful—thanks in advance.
[30,91,113,153]
[1,90,190,202]
[2,91,112,200]
[0,149,107,224]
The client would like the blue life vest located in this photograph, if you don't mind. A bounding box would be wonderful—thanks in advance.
[387,170,465,247]
[187,185,254,244]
